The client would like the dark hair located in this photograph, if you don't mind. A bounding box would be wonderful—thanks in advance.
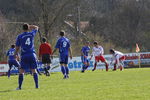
[93,41,98,45]
[60,30,65,36]
[42,37,47,42]
[109,49,115,54]
[11,44,15,48]
[23,23,29,30]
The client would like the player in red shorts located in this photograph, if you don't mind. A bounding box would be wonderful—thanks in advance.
[109,49,125,71]
[90,41,108,71]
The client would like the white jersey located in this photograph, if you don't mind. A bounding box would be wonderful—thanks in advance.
[113,51,124,59]
[92,46,104,56]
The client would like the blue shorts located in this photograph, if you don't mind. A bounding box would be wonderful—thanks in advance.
[59,54,69,64]
[20,53,37,69]
[8,60,20,69]
[81,56,89,63]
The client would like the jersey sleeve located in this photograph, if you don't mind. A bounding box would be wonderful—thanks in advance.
[16,36,21,47]
[31,29,38,36]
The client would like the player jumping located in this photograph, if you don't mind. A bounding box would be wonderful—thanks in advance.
[109,49,125,71]
[81,41,90,73]
[39,37,52,76]
[15,23,39,90]
[6,44,20,78]
[52,30,72,79]
[90,41,108,71]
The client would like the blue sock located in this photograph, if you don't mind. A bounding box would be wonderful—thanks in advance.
[33,73,38,88]
[61,66,65,75]
[8,69,11,78]
[82,65,86,71]
[18,74,24,89]
[65,67,69,75]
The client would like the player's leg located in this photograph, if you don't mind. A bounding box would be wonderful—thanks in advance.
[42,54,49,76]
[104,61,109,71]
[59,54,66,78]
[31,69,39,88]
[17,68,25,90]
[45,55,51,76]
[8,61,13,78]
[64,64,69,78]
[119,56,125,71]
[100,56,108,71]
[30,54,39,88]
[81,56,86,72]
[64,55,69,78]
[92,56,98,71]
[44,64,49,76]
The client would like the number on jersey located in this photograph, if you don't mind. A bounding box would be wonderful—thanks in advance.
[25,38,31,45]
[63,41,67,47]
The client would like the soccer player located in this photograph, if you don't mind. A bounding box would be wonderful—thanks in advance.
[81,41,90,73]
[52,30,72,79]
[6,44,20,78]
[90,41,108,71]
[14,23,39,90]
[39,37,52,76]
[109,49,125,71]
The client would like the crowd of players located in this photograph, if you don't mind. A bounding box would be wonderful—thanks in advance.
[6,23,125,90]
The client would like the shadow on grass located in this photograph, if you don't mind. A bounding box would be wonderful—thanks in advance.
[0,89,16,93]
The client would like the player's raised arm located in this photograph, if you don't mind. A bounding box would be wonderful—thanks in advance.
[29,25,39,30]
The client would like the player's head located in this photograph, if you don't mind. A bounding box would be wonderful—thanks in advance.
[22,23,29,31]
[11,44,15,48]
[60,30,65,37]
[93,41,98,47]
[109,49,115,54]
[85,41,90,46]
[42,37,47,43]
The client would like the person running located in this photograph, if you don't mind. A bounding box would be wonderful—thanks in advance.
[6,44,20,78]
[81,41,90,73]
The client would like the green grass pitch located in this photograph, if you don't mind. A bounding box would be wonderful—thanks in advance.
[0,68,150,100]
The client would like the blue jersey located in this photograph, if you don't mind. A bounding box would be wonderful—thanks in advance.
[55,37,70,55]
[16,30,37,55]
[6,48,16,60]
[81,46,90,56]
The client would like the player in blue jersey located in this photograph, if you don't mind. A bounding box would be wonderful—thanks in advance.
[81,41,90,73]
[14,23,39,90]
[6,44,20,78]
[52,30,72,79]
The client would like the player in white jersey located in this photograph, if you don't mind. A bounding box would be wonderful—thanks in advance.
[109,49,125,71]
[90,41,108,71]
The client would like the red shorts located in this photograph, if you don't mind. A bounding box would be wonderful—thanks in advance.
[95,55,106,62]
[115,56,125,64]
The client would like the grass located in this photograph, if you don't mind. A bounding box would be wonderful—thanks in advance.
[0,68,150,100]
